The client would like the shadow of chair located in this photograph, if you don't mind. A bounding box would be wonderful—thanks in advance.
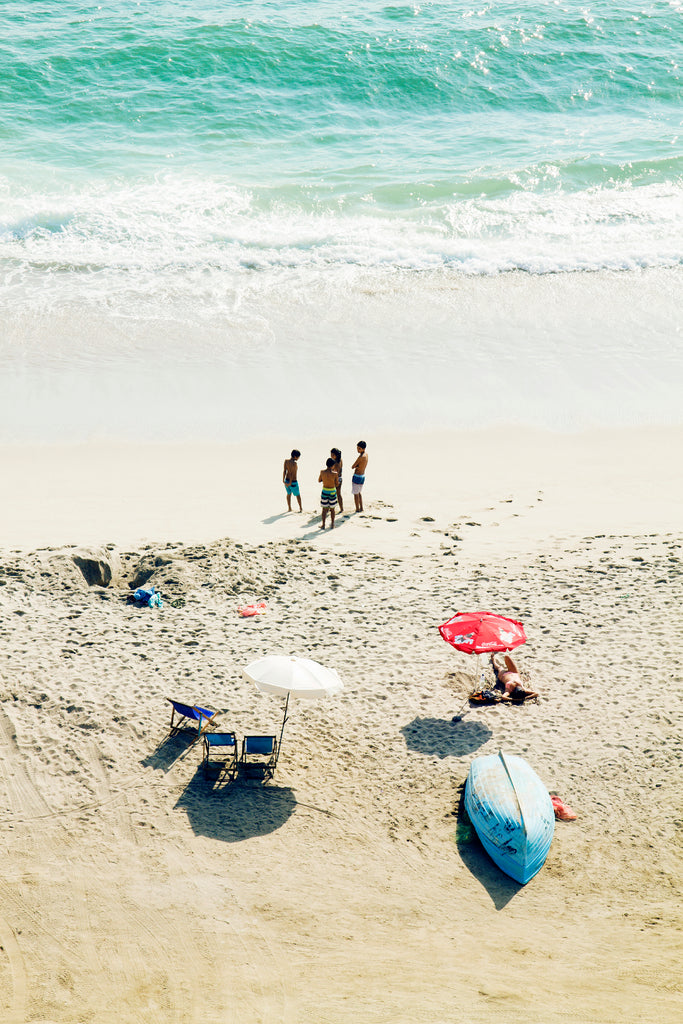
[141,732,195,773]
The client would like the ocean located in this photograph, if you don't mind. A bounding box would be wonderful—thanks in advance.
[1,1,682,441]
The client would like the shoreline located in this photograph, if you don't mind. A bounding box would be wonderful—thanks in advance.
[2,266,682,445]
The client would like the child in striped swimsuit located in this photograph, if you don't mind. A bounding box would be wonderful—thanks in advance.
[319,458,338,529]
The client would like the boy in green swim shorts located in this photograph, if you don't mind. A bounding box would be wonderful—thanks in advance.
[319,458,338,529]
[283,449,302,512]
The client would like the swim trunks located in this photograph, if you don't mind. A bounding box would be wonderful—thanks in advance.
[285,480,300,497]
[320,487,337,507]
[351,473,365,495]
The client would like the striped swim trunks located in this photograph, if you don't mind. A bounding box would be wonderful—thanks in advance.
[320,487,337,507]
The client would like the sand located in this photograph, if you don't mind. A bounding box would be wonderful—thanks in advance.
[0,425,681,1023]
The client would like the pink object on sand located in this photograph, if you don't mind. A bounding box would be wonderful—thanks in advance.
[551,795,577,821]
[238,601,267,618]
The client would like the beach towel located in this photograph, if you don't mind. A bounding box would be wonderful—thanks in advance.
[468,689,502,705]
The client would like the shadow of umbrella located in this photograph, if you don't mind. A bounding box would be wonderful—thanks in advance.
[453,781,521,910]
[141,732,194,773]
[400,716,492,759]
[175,766,297,842]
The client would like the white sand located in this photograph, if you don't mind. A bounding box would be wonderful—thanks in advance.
[3,424,682,553]
[0,425,681,1023]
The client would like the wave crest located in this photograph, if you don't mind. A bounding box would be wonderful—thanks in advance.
[1,172,682,318]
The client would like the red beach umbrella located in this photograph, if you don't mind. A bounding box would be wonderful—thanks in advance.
[438,611,526,655]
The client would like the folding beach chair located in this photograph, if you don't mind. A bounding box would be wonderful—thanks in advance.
[240,735,278,780]
[202,731,238,779]
[166,698,218,739]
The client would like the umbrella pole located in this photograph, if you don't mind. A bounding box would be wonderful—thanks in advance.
[277,691,290,766]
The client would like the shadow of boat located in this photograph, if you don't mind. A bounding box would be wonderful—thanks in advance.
[453,781,521,910]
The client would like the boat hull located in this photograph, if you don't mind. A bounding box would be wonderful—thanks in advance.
[464,752,554,884]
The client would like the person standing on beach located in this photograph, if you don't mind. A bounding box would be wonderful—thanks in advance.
[319,457,338,529]
[283,449,302,512]
[330,447,343,512]
[351,440,368,512]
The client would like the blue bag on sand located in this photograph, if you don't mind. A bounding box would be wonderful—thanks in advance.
[133,585,163,608]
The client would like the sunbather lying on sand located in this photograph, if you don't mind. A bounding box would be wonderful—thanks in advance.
[490,653,539,702]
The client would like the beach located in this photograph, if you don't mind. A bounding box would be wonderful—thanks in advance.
[0,426,681,1023]
[2,1,683,1019]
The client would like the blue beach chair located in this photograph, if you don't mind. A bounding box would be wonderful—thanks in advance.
[166,698,218,739]
[202,731,238,779]
[240,735,278,780]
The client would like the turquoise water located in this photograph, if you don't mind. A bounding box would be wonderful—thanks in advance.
[1,1,682,438]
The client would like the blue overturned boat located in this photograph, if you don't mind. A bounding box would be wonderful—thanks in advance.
[464,751,555,885]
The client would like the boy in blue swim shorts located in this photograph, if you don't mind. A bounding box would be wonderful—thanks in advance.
[351,440,368,512]
[283,449,302,512]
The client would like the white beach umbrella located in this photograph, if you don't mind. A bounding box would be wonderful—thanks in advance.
[242,655,344,759]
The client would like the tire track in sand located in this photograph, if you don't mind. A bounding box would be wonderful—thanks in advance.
[81,742,189,1023]
[0,704,95,1017]
[162,831,293,1024]
[0,915,28,1024]
[0,706,53,820]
